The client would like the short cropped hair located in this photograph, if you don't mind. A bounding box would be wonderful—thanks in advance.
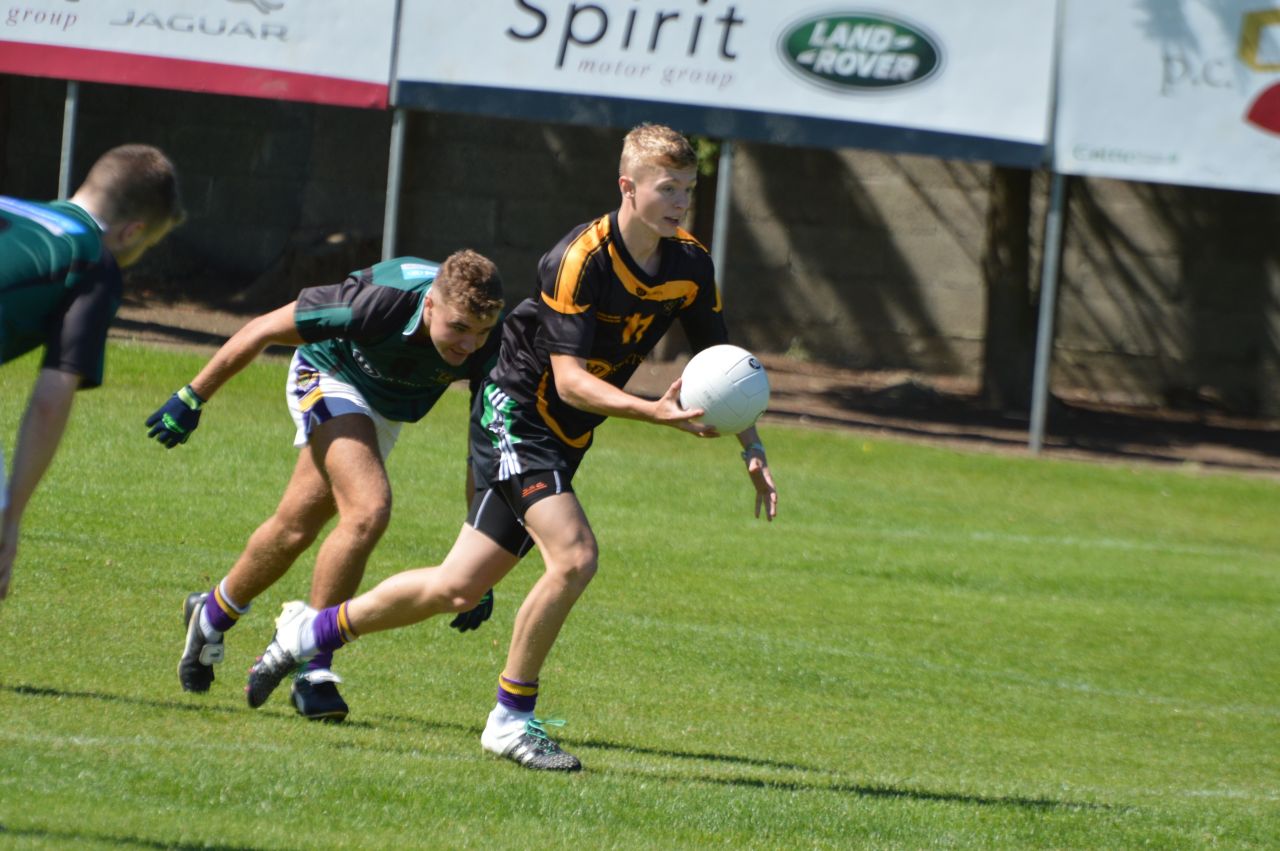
[433,249,504,317]
[619,123,697,177]
[81,144,184,228]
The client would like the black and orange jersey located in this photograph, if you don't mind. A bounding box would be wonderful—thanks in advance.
[489,210,728,448]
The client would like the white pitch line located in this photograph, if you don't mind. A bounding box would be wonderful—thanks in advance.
[607,613,1280,720]
[849,525,1275,561]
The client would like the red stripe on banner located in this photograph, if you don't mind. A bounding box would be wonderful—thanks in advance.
[0,41,388,109]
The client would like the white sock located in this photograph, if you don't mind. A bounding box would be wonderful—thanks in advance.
[296,607,320,659]
[197,611,220,637]
[198,608,223,643]
[217,579,250,614]
[199,580,249,642]
[487,703,533,736]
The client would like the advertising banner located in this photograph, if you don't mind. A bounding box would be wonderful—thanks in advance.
[393,0,1057,166]
[1055,0,1280,193]
[0,0,396,108]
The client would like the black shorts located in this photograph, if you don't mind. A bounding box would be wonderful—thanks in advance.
[466,381,586,556]
[465,470,574,557]
[468,380,586,490]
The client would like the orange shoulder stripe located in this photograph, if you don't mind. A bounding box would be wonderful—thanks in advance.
[543,216,610,316]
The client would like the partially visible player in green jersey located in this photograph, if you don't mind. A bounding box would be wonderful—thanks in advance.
[152,251,504,722]
[0,144,182,600]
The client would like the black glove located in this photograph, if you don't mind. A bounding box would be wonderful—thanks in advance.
[450,589,493,632]
[146,385,204,448]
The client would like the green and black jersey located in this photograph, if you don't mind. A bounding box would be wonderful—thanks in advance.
[294,257,500,423]
[489,211,728,448]
[0,197,120,388]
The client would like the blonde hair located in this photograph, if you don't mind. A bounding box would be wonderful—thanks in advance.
[619,123,697,177]
[79,144,184,228]
[433,249,504,317]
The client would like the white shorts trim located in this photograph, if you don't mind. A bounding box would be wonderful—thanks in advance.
[286,351,401,459]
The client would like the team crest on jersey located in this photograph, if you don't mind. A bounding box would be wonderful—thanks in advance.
[585,359,614,378]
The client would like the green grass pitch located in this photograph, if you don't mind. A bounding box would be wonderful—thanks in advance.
[0,342,1277,849]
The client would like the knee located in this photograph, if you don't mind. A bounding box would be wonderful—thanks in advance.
[341,498,392,543]
[432,572,492,613]
[447,584,491,613]
[268,515,321,554]
[551,541,598,593]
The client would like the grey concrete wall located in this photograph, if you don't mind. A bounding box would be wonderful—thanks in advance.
[0,76,391,301]
[3,75,1278,415]
[721,145,991,374]
[395,113,624,301]
[1056,178,1280,415]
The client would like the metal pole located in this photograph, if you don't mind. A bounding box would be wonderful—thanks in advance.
[381,0,406,261]
[1028,171,1068,454]
[710,140,735,293]
[57,81,79,200]
[382,107,407,261]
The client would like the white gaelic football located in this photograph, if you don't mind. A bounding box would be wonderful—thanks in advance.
[679,344,771,433]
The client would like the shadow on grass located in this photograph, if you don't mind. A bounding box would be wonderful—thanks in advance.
[602,760,1103,812]
[111,316,231,348]
[764,379,1280,475]
[2,680,469,734]
[365,709,1107,811]
[6,682,1107,814]
[112,316,294,358]
[3,681,253,718]
[0,823,266,851]
[570,736,1108,812]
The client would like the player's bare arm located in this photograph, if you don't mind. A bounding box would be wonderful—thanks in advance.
[736,424,778,521]
[548,353,715,434]
[146,302,307,449]
[0,368,80,599]
[188,302,306,401]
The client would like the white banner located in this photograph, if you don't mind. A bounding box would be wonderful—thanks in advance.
[1055,0,1280,193]
[394,0,1057,162]
[0,0,396,108]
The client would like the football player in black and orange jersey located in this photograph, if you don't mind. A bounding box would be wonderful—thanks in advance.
[243,124,777,770]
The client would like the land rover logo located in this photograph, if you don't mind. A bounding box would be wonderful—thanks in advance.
[779,12,941,91]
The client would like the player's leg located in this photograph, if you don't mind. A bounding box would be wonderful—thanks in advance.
[227,449,337,603]
[504,492,596,681]
[345,524,520,629]
[179,445,335,693]
[245,493,528,711]
[303,412,392,606]
[290,412,393,721]
[480,488,594,771]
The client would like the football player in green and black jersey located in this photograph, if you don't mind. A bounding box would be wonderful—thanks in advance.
[0,145,182,601]
[241,124,777,769]
[154,251,503,722]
